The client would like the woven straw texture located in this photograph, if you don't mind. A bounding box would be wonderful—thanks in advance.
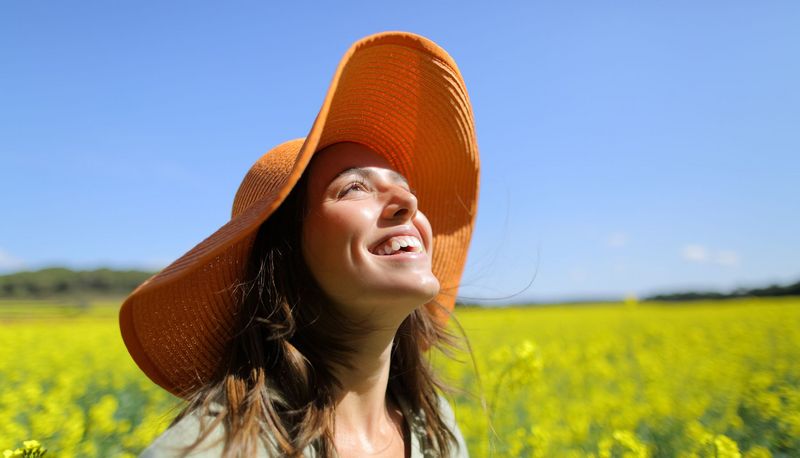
[119,31,480,397]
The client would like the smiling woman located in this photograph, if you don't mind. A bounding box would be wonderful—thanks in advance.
[119,31,479,458]
[302,142,440,324]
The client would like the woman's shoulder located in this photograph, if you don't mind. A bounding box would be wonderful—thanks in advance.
[395,391,469,458]
[139,409,228,457]
[140,395,467,458]
[433,393,469,458]
[139,405,283,458]
[434,393,458,429]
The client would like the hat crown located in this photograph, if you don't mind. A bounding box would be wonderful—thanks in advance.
[231,138,307,219]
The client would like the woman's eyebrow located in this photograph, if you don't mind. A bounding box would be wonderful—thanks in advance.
[332,167,409,187]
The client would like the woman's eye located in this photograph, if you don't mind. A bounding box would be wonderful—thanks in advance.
[340,181,368,196]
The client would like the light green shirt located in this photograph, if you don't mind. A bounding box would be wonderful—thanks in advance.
[140,392,468,457]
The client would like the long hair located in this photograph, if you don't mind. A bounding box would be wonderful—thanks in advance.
[168,161,463,457]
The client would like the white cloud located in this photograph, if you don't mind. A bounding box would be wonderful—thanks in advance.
[682,244,709,262]
[607,232,628,248]
[681,244,740,267]
[0,248,26,272]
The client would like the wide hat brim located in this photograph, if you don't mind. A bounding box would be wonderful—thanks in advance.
[119,31,480,398]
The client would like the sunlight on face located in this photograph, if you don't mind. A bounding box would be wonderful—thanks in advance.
[301,142,439,324]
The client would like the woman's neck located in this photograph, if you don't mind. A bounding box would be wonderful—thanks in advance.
[331,327,406,455]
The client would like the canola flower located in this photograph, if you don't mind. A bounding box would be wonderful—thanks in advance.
[0,318,177,457]
[3,439,47,457]
[1,297,799,457]
[434,297,800,457]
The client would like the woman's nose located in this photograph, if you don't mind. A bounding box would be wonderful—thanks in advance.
[381,185,417,221]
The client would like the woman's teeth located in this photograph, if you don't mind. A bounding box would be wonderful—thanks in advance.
[375,236,423,255]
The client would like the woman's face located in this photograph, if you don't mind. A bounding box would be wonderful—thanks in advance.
[301,142,440,322]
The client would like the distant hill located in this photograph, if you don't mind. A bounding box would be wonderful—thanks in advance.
[642,279,800,301]
[0,267,155,299]
[1,267,798,302]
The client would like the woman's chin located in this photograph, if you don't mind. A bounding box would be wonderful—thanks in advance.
[384,272,439,300]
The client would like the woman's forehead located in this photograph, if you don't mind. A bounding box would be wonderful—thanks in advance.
[331,167,409,188]
[308,142,402,187]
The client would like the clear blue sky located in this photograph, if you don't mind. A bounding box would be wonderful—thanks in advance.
[2,1,798,303]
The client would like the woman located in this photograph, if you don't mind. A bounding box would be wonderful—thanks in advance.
[120,31,480,457]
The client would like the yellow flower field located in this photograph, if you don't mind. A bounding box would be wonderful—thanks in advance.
[1,297,798,457]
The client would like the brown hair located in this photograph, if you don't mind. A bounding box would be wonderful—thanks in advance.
[167,160,463,457]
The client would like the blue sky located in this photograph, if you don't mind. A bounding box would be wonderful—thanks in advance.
[2,1,798,303]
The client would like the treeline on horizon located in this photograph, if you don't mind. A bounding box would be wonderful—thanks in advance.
[644,279,800,301]
[0,268,153,300]
[1,267,799,303]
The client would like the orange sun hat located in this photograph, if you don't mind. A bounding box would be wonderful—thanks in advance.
[119,31,480,398]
